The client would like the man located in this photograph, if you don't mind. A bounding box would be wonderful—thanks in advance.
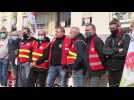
[0,27,9,87]
[67,27,87,87]
[17,27,37,87]
[36,27,71,87]
[103,19,130,87]
[8,31,19,87]
[84,24,106,87]
[27,30,50,87]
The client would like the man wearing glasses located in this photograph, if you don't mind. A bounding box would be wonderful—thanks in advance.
[103,19,130,87]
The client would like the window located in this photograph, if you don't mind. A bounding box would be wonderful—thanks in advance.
[81,12,92,26]
[59,12,71,27]
[112,12,132,20]
[2,16,7,28]
[22,16,28,28]
[82,17,92,26]
[36,12,49,29]
[112,12,132,33]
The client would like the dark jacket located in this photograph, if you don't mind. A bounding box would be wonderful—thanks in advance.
[69,33,88,71]
[8,35,20,66]
[36,36,65,66]
[85,34,106,76]
[103,33,130,71]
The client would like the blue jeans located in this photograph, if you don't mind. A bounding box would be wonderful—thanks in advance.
[72,70,83,87]
[0,58,9,86]
[89,76,101,87]
[47,66,67,87]
[17,62,30,87]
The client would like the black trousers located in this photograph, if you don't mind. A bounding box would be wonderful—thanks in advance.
[27,67,48,87]
[108,70,123,87]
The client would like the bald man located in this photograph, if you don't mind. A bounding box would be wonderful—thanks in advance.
[67,27,87,87]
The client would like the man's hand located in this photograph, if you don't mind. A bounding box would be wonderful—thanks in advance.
[31,62,36,67]
[62,65,68,69]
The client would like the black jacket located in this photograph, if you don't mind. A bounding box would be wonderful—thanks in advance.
[103,33,130,71]
[36,36,65,66]
[8,36,20,65]
[85,35,106,76]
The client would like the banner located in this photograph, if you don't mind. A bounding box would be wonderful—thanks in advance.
[120,32,134,87]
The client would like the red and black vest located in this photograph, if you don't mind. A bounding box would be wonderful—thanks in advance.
[32,41,49,69]
[67,39,85,65]
[88,36,104,71]
[48,36,71,66]
[18,39,36,63]
[67,40,77,65]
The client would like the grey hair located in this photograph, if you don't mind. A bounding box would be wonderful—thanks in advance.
[70,26,80,33]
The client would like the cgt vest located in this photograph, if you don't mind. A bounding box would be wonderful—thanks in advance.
[67,39,85,65]
[88,37,104,71]
[67,41,77,65]
[32,41,49,69]
[18,39,36,63]
[49,36,71,66]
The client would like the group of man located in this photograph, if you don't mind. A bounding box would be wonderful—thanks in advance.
[0,18,131,87]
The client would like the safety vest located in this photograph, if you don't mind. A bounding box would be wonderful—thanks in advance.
[67,39,85,65]
[88,37,104,71]
[18,39,36,63]
[67,42,77,65]
[48,36,71,66]
[32,41,49,69]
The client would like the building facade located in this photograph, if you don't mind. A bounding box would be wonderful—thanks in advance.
[0,12,133,39]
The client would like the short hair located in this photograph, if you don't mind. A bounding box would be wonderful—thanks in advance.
[109,18,120,27]
[86,24,96,31]
[70,26,80,33]
[23,27,31,33]
[55,26,65,33]
[38,30,46,34]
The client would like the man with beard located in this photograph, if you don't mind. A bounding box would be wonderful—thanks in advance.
[103,19,130,87]
[17,28,37,87]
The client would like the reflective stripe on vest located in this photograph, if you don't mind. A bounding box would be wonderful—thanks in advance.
[67,56,77,59]
[18,55,30,58]
[89,54,99,58]
[88,37,104,71]
[68,51,77,57]
[18,49,30,59]
[90,61,102,66]
[32,57,48,62]
[32,52,43,56]
[67,44,77,64]
[19,49,30,53]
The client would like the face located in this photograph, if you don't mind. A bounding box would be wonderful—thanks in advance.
[18,31,23,38]
[38,31,45,40]
[109,24,119,33]
[23,29,30,36]
[85,26,96,37]
[0,32,7,39]
[55,28,64,38]
[70,28,79,39]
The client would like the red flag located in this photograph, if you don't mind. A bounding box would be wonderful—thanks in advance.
[7,70,14,87]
